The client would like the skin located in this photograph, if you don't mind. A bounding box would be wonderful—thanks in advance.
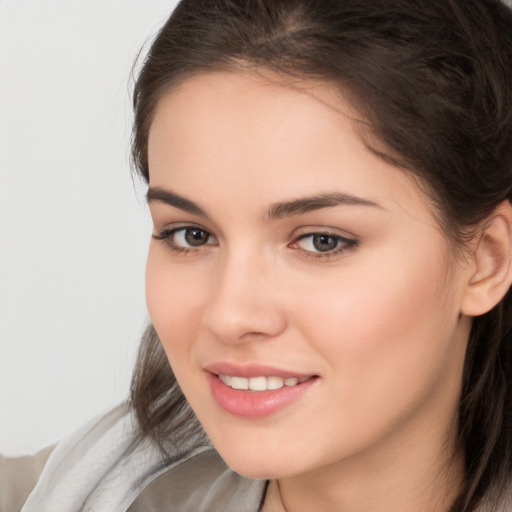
[145,71,475,512]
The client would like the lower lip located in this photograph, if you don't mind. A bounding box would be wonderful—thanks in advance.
[207,373,318,419]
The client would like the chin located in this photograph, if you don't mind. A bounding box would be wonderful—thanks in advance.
[222,456,287,480]
[209,438,303,480]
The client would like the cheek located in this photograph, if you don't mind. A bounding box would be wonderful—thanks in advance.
[145,245,206,357]
[291,240,461,422]
[295,240,452,339]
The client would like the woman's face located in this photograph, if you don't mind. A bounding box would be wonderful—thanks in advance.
[145,72,472,480]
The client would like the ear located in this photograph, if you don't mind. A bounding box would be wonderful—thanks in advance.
[461,201,512,316]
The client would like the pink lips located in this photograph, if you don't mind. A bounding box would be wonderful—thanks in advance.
[204,362,318,419]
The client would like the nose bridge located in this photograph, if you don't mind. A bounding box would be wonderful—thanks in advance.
[202,244,286,343]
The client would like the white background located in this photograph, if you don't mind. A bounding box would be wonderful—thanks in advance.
[0,0,179,456]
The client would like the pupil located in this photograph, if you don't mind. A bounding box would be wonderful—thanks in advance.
[185,228,208,246]
[313,234,337,252]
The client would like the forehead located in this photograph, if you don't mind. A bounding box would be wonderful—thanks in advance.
[147,71,435,224]
[148,71,353,166]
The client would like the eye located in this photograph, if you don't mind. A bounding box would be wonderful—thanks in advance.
[175,227,213,247]
[291,231,358,257]
[153,225,217,252]
[300,233,339,252]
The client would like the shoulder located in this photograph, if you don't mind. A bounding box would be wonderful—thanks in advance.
[21,403,265,512]
[0,445,54,512]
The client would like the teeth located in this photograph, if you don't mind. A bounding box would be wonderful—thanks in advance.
[230,376,249,390]
[267,376,284,390]
[219,374,231,386]
[218,374,308,391]
[248,376,267,391]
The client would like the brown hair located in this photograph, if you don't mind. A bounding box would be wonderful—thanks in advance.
[130,1,512,510]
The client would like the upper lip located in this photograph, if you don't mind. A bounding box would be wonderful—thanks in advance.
[204,362,315,379]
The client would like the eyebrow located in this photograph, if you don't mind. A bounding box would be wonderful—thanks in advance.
[147,187,382,219]
[267,192,382,219]
[147,187,206,216]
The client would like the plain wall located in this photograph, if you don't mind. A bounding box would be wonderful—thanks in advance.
[0,0,179,456]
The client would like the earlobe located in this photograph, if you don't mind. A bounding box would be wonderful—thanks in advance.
[461,201,512,316]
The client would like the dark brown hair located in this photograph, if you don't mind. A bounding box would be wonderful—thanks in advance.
[130,1,512,510]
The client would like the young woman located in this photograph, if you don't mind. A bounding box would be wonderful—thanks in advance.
[22,0,512,511]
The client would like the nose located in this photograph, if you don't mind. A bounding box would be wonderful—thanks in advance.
[201,251,287,344]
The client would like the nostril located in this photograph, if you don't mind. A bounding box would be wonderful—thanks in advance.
[202,301,287,344]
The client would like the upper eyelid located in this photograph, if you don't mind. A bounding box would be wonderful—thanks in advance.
[295,230,353,240]
[153,222,213,234]
[158,226,216,239]
[292,232,357,247]
[291,225,358,240]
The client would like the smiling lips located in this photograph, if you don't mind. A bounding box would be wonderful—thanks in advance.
[206,365,318,418]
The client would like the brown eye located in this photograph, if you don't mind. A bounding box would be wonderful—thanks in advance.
[184,228,211,247]
[311,234,338,252]
[152,225,217,252]
[293,231,359,258]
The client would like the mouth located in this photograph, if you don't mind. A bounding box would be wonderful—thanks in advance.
[204,364,318,418]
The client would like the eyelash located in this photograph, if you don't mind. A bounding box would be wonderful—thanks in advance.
[291,232,359,259]
[152,225,217,255]
[152,226,359,259]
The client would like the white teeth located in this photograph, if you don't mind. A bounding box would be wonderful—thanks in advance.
[267,376,285,390]
[230,376,249,390]
[219,374,231,386]
[219,374,307,391]
[248,376,267,391]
